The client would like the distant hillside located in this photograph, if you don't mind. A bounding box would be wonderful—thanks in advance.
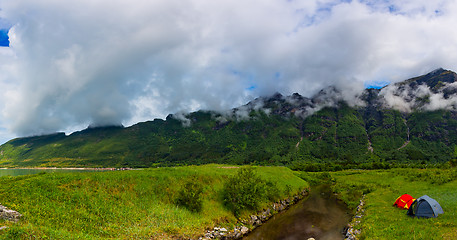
[2,68,457,168]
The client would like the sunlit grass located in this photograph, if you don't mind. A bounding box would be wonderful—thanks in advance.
[0,165,307,239]
[331,168,457,240]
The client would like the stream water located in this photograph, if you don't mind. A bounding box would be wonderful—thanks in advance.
[243,185,351,240]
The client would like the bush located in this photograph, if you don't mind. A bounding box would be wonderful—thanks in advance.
[450,159,457,168]
[175,176,204,212]
[221,167,271,216]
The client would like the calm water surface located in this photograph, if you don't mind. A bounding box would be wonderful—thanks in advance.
[243,185,351,240]
[0,168,101,177]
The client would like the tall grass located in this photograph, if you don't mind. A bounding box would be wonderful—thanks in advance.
[0,165,307,239]
[331,168,457,240]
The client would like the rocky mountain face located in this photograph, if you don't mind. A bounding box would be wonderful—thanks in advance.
[1,69,457,168]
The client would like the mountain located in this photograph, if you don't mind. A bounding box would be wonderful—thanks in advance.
[1,68,457,168]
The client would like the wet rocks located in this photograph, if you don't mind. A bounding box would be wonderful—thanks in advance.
[199,225,250,239]
[199,226,250,240]
[344,195,365,240]
[0,204,22,222]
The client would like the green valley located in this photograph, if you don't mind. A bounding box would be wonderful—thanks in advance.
[2,69,457,239]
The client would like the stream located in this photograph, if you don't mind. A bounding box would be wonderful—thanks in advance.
[243,185,351,240]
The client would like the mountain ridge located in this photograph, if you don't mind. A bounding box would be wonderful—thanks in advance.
[2,68,457,168]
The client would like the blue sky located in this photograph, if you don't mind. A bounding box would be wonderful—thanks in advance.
[0,0,456,144]
[0,29,8,46]
[364,81,390,89]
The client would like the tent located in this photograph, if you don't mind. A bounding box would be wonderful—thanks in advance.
[394,194,415,209]
[407,195,444,218]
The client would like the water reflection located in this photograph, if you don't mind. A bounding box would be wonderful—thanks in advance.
[243,185,351,240]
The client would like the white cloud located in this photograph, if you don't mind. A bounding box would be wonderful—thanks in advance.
[0,0,457,138]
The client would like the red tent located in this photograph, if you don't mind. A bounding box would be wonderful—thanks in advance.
[394,194,416,209]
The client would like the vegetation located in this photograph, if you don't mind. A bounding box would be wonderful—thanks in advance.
[3,103,457,169]
[329,168,457,239]
[175,176,204,212]
[1,69,457,239]
[221,167,280,216]
[0,165,307,239]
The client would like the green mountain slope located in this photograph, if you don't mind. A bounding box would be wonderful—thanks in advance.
[2,69,457,168]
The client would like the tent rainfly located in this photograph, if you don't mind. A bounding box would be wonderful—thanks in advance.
[407,195,444,218]
[393,194,415,209]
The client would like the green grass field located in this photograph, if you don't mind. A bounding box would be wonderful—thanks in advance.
[331,168,457,240]
[2,166,456,239]
[0,165,307,239]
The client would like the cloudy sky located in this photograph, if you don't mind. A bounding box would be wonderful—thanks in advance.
[0,0,457,144]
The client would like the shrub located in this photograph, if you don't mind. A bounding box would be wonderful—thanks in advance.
[450,159,457,168]
[221,167,269,216]
[175,176,204,212]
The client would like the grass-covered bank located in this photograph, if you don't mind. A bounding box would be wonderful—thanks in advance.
[0,165,307,239]
[328,168,457,239]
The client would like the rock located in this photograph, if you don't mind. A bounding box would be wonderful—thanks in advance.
[0,205,22,222]
[277,204,284,211]
[0,226,9,231]
[307,238,315,240]
[220,227,227,232]
[248,215,259,225]
[240,226,249,235]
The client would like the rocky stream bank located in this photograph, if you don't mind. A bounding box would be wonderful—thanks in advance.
[199,189,310,240]
[344,195,365,240]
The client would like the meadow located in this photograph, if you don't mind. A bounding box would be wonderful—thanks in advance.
[0,165,307,239]
[1,166,456,240]
[329,168,457,240]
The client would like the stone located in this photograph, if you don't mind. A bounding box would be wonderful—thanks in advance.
[0,205,22,222]
[240,226,249,234]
